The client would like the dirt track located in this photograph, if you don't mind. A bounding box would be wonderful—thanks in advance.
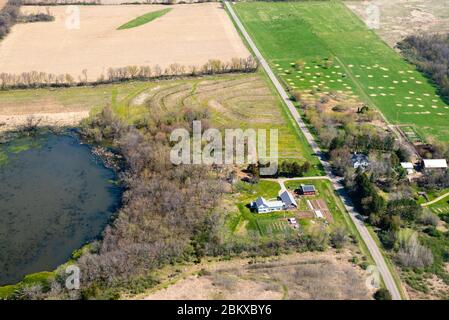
[0,3,249,81]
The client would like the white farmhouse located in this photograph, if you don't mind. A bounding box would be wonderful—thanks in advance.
[351,153,370,170]
[252,197,284,213]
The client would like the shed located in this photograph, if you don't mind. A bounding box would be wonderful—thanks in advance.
[300,184,316,196]
[423,159,448,169]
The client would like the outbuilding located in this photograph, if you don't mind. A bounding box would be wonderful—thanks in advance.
[400,162,415,175]
[423,159,448,170]
[300,184,316,196]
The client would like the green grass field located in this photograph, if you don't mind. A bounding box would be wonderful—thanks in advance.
[427,195,449,216]
[234,1,449,141]
[117,8,172,30]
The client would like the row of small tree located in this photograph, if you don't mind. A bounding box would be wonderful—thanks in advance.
[0,56,258,89]
[21,0,214,4]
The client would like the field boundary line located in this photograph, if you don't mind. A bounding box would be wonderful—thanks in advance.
[225,0,402,300]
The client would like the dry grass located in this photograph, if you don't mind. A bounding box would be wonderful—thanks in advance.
[345,0,449,48]
[0,3,249,81]
[141,250,373,300]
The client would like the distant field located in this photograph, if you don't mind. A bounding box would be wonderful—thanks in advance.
[233,1,449,141]
[345,0,449,48]
[0,3,249,81]
[0,73,321,168]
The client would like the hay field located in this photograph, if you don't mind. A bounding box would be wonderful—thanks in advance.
[0,73,322,170]
[233,1,449,141]
[0,3,249,81]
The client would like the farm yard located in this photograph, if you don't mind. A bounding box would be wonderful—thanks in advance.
[233,1,449,141]
[0,3,250,81]
[226,178,351,242]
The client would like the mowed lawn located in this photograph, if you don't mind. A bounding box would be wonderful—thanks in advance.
[233,1,449,141]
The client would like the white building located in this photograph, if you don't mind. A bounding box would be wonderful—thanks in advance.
[423,159,448,170]
[252,197,284,213]
[400,162,415,175]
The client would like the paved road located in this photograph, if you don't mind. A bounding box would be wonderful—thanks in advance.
[225,1,402,300]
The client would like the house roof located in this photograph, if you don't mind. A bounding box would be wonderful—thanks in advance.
[255,196,268,208]
[351,153,370,168]
[423,159,448,169]
[400,162,414,169]
[301,184,316,193]
[280,190,297,207]
[255,196,283,208]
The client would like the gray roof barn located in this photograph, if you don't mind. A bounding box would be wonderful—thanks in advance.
[279,190,297,208]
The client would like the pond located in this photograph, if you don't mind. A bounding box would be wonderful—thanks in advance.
[0,132,121,286]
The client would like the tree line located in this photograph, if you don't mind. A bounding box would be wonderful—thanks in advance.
[0,56,258,89]
[0,0,21,39]
[21,0,215,5]
[398,33,449,102]
[0,0,54,40]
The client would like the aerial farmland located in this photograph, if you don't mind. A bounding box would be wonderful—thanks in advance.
[234,1,449,141]
[0,3,249,81]
[1,0,449,304]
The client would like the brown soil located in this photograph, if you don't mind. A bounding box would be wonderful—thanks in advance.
[0,3,249,81]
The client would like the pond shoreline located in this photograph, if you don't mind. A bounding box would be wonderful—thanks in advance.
[0,128,124,291]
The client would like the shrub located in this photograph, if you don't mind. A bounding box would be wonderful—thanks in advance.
[0,0,21,39]
[419,211,440,227]
[373,288,392,300]
[329,226,348,249]
[396,230,433,269]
